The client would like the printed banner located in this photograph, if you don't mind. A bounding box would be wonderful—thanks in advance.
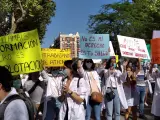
[0,29,42,75]
[79,34,110,59]
[151,38,160,64]
[42,49,71,67]
[117,35,150,59]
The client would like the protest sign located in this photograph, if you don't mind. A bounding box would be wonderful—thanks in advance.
[117,35,150,59]
[147,44,151,57]
[42,49,71,67]
[151,38,160,64]
[79,34,110,59]
[93,59,102,63]
[153,30,160,39]
[0,29,42,75]
[109,41,115,56]
[116,55,119,63]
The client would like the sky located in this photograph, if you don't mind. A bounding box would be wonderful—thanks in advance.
[42,0,118,48]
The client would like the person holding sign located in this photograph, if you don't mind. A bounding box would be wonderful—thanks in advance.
[136,59,148,119]
[77,59,102,120]
[58,60,88,120]
[103,57,128,120]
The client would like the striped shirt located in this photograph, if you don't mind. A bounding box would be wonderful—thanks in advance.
[136,70,146,86]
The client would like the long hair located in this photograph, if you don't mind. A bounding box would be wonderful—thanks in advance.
[105,58,111,69]
[64,60,81,78]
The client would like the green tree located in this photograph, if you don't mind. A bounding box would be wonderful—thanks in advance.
[0,0,56,42]
[88,0,160,53]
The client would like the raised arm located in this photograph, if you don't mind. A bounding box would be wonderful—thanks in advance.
[136,58,142,74]
[77,60,86,78]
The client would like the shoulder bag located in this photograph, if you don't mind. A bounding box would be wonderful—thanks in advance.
[88,72,103,103]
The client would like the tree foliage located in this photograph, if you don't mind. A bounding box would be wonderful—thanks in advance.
[0,0,56,42]
[88,0,160,44]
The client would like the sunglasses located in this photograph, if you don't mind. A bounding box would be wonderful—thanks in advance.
[86,61,92,63]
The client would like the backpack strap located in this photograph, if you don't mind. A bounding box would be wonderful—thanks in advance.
[0,95,21,120]
[28,80,41,94]
[77,77,81,88]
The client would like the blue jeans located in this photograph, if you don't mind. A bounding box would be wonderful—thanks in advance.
[45,97,61,120]
[105,89,120,120]
[85,97,101,120]
[137,86,146,115]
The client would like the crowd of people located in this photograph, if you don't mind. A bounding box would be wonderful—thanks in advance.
[0,57,160,120]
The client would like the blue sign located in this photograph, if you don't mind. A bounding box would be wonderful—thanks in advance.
[79,34,110,59]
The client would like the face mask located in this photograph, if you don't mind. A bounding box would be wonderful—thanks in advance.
[154,64,158,68]
[63,69,70,77]
[129,63,132,67]
[110,63,116,68]
[13,80,21,89]
[52,70,59,76]
[86,63,92,69]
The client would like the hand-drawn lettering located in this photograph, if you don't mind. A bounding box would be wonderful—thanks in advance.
[85,43,104,48]
[81,36,87,41]
[5,60,43,74]
[89,36,95,41]
[98,36,103,41]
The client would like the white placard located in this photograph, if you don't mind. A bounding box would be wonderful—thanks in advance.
[117,35,150,59]
[109,41,115,56]
[92,59,102,63]
[153,30,160,39]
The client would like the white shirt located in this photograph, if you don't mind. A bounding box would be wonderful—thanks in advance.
[1,88,29,120]
[46,76,62,98]
[104,69,121,88]
[59,77,88,120]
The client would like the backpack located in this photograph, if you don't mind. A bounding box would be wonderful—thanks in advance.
[0,92,36,120]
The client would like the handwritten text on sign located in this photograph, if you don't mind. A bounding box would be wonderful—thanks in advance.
[79,34,110,59]
[0,29,42,75]
[42,49,71,67]
[117,35,150,59]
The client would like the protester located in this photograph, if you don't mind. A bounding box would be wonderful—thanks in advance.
[123,65,139,120]
[77,59,102,120]
[24,72,46,110]
[43,67,63,120]
[59,60,88,120]
[104,57,128,120]
[150,64,160,120]
[0,66,29,120]
[136,59,147,119]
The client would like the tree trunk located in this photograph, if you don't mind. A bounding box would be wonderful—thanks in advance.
[9,12,17,34]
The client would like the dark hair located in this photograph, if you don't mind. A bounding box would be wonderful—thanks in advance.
[117,61,122,72]
[83,59,95,71]
[105,58,112,69]
[64,60,80,78]
[64,60,73,69]
[126,65,133,71]
[105,58,118,69]
[0,66,13,92]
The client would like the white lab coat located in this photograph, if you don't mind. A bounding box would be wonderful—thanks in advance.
[59,77,88,120]
[104,69,128,109]
[151,72,160,117]
[43,75,63,120]
[78,67,101,96]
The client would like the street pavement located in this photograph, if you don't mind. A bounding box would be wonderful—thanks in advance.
[37,98,154,120]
